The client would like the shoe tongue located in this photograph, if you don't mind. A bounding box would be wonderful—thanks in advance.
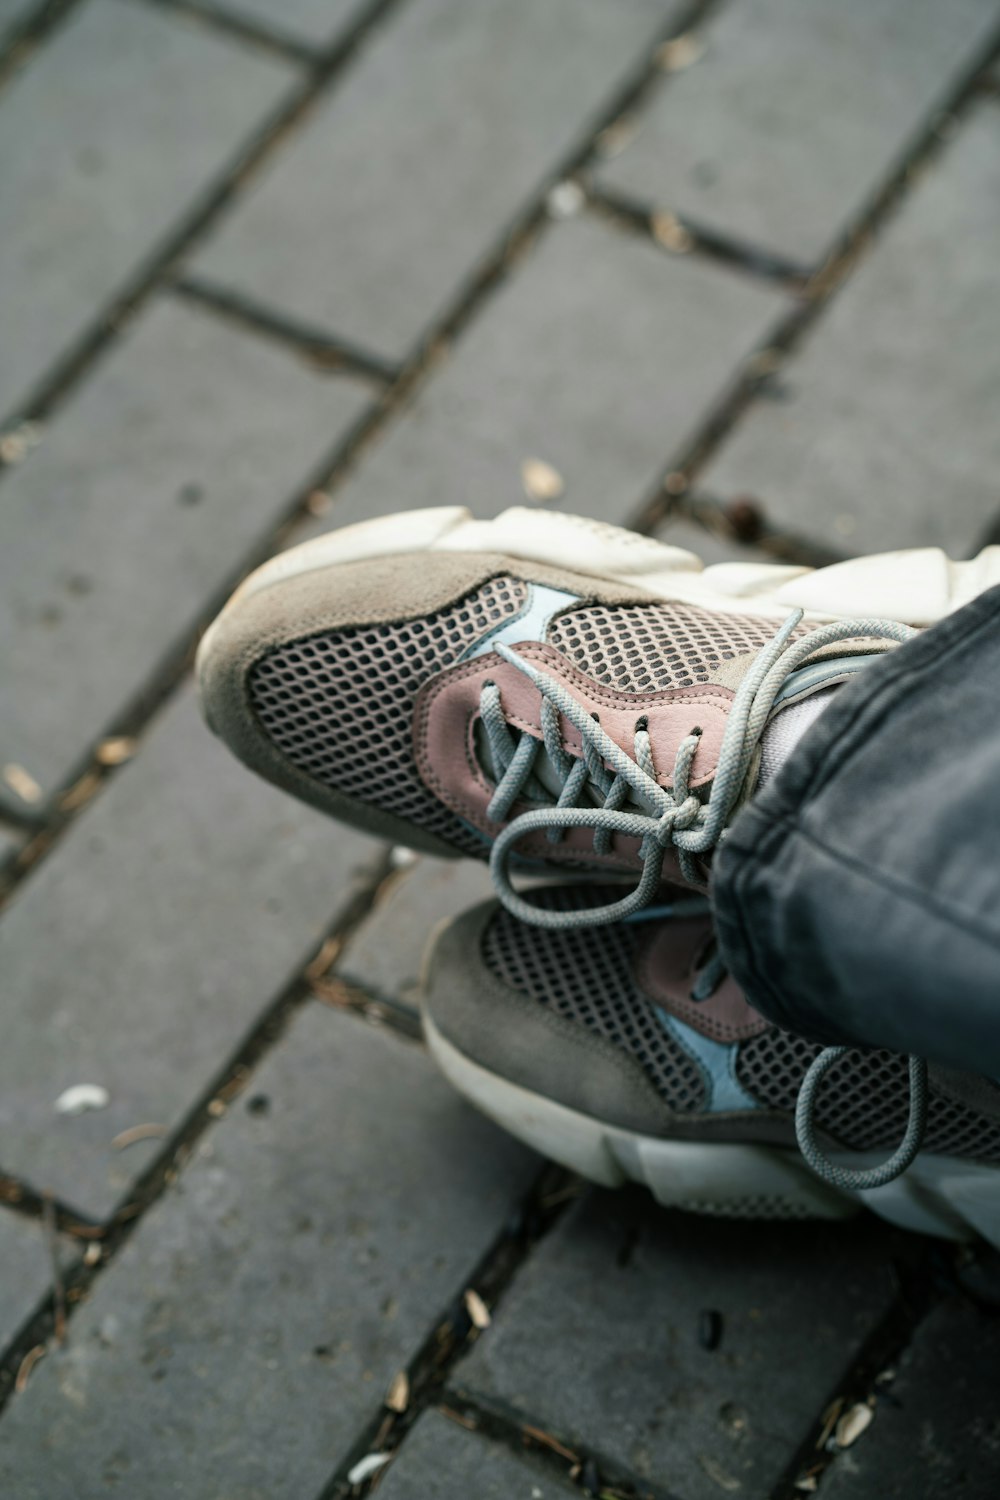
[756,648,885,791]
[757,688,839,791]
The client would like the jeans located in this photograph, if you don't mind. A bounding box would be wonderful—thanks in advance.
[713,582,1000,1078]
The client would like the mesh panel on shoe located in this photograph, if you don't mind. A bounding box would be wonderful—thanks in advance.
[737,1031,1000,1162]
[546,599,800,692]
[249,577,527,855]
[480,887,705,1112]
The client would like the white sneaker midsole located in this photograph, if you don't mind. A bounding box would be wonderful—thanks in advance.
[424,1014,1000,1247]
[197,504,1000,681]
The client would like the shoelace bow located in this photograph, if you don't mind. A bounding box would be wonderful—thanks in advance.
[480,606,928,1192]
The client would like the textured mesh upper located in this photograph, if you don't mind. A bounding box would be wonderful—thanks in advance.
[249,577,527,855]
[547,598,802,692]
[482,890,1000,1161]
[737,1031,1000,1162]
[480,887,706,1112]
[248,585,792,853]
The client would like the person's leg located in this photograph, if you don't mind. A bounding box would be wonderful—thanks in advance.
[713,582,1000,1079]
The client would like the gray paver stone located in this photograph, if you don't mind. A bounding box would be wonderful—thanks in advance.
[0,686,379,1219]
[703,105,1000,557]
[0,296,371,810]
[0,1006,537,1500]
[339,857,496,1011]
[191,0,688,361]
[0,1209,71,1356]
[378,1409,579,1499]
[598,0,999,267]
[823,1296,1000,1499]
[317,215,786,533]
[0,0,294,422]
[455,1190,901,1498]
[213,0,374,48]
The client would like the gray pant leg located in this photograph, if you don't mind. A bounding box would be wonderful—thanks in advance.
[713,583,1000,1076]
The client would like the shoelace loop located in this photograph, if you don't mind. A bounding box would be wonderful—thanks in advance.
[795,1049,929,1192]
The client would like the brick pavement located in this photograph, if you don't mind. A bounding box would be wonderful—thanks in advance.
[2,2,1000,1496]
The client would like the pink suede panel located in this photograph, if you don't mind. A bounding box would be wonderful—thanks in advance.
[412,643,733,877]
[636,916,768,1043]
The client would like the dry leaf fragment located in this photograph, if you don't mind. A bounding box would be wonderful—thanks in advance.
[595,115,639,160]
[55,1084,110,1116]
[111,1122,168,1151]
[522,1424,579,1462]
[206,1099,227,1119]
[306,489,332,516]
[216,1065,251,1104]
[464,1288,491,1329]
[657,33,706,71]
[521,458,564,503]
[816,1396,844,1449]
[14,1345,46,1394]
[440,1405,477,1430]
[58,769,102,813]
[305,934,343,983]
[652,211,694,254]
[346,1452,392,1486]
[385,1370,409,1413]
[835,1402,874,1448]
[95,737,137,767]
[3,763,42,805]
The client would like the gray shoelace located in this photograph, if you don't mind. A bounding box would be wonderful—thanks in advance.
[691,946,930,1192]
[480,605,926,1193]
[795,1049,929,1191]
[483,608,912,925]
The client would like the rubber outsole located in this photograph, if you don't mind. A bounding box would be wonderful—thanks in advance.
[424,1014,1000,1248]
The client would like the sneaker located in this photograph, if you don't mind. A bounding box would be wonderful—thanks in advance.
[198,506,981,919]
[421,883,1000,1248]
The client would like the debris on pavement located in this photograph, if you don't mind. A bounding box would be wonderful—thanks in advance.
[385,1370,410,1413]
[95,737,137,767]
[521,457,565,502]
[547,181,585,220]
[54,1084,110,1115]
[111,1122,168,1151]
[463,1288,491,1329]
[656,33,705,72]
[346,1451,392,1486]
[2,763,42,805]
[835,1401,875,1448]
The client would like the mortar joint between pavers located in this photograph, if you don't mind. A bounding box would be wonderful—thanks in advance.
[311,1161,585,1500]
[623,10,1000,544]
[0,843,394,1412]
[127,0,325,68]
